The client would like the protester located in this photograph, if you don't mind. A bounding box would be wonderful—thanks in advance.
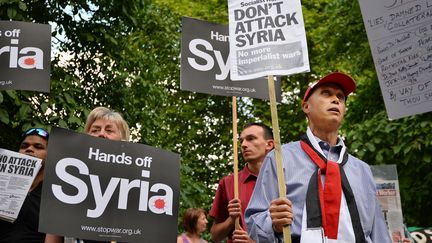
[245,72,392,242]
[73,106,129,243]
[210,122,274,243]
[84,106,130,141]
[177,208,208,243]
[0,128,62,243]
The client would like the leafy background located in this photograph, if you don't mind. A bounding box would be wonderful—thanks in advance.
[1,0,431,240]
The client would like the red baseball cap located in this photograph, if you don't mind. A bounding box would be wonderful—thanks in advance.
[303,72,356,102]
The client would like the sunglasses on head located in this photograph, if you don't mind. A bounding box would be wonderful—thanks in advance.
[22,128,49,139]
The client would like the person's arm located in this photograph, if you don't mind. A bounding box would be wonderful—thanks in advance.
[245,151,289,242]
[370,190,393,243]
[44,234,63,243]
[211,218,235,242]
[211,198,242,242]
[363,165,392,243]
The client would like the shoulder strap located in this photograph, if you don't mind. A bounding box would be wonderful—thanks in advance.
[181,234,190,243]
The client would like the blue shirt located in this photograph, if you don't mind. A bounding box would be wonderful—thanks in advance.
[245,129,391,243]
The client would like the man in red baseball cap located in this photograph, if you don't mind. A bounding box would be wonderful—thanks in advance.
[302,72,356,102]
[246,72,392,243]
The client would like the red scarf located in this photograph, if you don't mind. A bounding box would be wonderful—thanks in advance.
[300,135,366,242]
[301,139,341,239]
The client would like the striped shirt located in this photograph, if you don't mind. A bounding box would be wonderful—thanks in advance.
[245,128,391,242]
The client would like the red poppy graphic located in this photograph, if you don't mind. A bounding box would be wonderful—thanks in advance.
[154,198,166,210]
[24,58,35,66]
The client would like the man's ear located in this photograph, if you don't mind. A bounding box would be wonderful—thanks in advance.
[302,101,309,115]
[266,139,275,151]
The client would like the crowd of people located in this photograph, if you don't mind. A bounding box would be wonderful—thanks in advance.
[1,72,407,243]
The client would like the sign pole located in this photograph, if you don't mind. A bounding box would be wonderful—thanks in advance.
[267,75,292,243]
[232,96,241,230]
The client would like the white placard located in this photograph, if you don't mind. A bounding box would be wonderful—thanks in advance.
[0,148,42,222]
[228,0,310,80]
[358,0,432,119]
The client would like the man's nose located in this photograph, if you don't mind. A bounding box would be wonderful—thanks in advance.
[331,95,340,104]
[241,140,248,149]
[25,147,35,154]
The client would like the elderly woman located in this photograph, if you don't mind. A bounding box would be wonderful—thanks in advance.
[84,106,130,141]
[73,106,130,243]
[177,208,209,243]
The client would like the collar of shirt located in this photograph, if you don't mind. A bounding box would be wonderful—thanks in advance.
[306,126,347,164]
[317,138,343,162]
[240,163,257,184]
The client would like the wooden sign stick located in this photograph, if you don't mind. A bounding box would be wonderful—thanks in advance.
[267,75,292,243]
[232,96,241,230]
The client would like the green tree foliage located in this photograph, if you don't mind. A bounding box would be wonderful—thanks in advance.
[0,0,431,236]
[0,0,238,236]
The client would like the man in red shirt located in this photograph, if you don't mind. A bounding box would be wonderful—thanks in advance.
[210,122,274,243]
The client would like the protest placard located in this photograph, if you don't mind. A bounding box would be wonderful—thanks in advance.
[409,227,432,243]
[0,21,51,92]
[39,127,180,242]
[0,148,42,222]
[181,16,283,229]
[181,16,282,101]
[228,1,311,241]
[358,0,432,119]
[371,164,407,243]
[228,0,309,80]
